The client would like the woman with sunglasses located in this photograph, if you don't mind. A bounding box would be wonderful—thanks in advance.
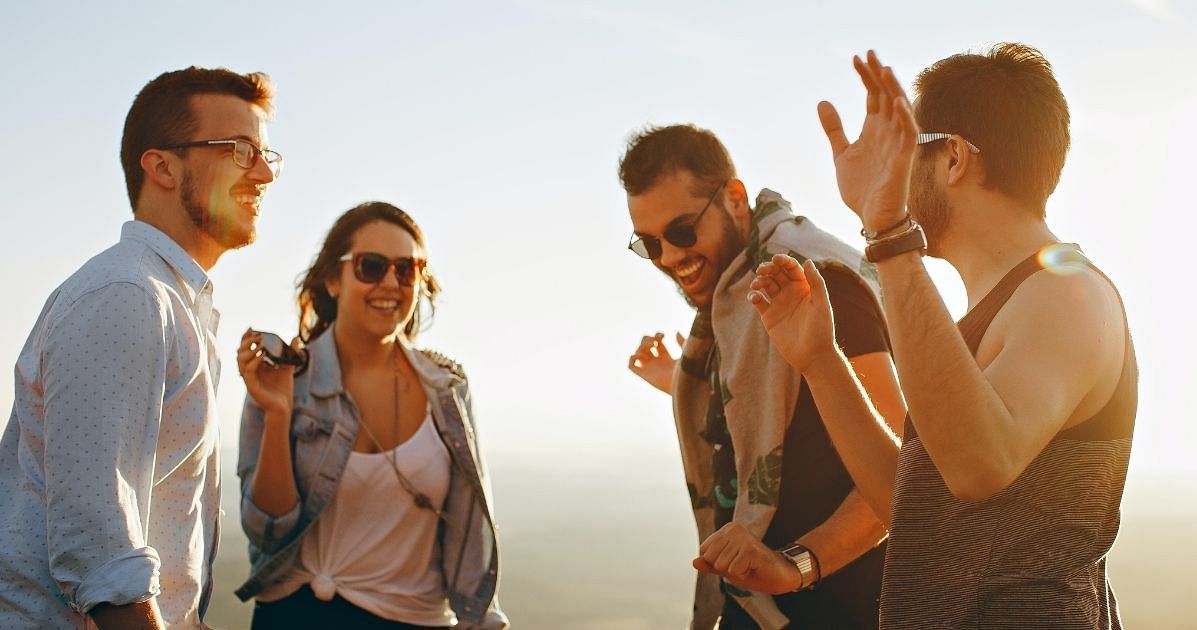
[233,201,506,629]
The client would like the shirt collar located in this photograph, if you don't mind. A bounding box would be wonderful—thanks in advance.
[121,220,211,299]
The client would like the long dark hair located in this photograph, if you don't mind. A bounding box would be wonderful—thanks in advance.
[297,201,441,343]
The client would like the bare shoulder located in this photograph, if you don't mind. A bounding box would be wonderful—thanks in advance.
[1010,260,1124,332]
[981,260,1127,421]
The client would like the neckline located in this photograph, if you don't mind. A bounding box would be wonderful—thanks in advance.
[350,402,433,457]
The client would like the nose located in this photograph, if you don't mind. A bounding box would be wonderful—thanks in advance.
[378,265,402,289]
[658,239,688,268]
[249,152,276,184]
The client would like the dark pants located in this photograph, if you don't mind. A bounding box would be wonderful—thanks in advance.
[251,585,448,630]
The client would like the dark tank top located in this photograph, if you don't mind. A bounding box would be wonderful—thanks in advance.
[879,244,1138,630]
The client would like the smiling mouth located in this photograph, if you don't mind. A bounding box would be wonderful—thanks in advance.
[673,258,705,288]
[233,188,265,213]
[367,298,402,313]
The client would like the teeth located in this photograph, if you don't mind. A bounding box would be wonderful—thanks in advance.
[368,300,400,310]
[236,194,260,207]
[675,260,703,281]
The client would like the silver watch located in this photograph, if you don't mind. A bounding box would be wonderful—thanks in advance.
[777,542,819,591]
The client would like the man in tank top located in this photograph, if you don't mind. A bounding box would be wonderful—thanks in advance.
[695,44,1137,630]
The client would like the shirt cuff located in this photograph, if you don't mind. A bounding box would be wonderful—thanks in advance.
[71,546,160,614]
[241,494,301,551]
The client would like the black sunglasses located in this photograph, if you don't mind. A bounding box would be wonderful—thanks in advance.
[628,181,726,260]
[252,330,309,374]
[338,252,427,285]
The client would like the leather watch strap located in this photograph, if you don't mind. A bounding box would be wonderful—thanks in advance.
[865,222,927,263]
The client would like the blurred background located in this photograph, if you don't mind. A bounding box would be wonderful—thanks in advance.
[2,1,1194,627]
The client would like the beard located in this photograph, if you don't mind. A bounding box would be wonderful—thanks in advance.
[181,168,255,251]
[674,209,745,309]
[908,160,951,258]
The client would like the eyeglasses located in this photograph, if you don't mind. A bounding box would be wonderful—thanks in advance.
[628,181,726,260]
[338,252,427,285]
[159,138,284,177]
[916,132,980,154]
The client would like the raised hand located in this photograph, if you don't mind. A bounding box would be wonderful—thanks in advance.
[748,255,837,374]
[692,522,802,595]
[627,332,683,394]
[818,50,919,232]
[237,328,296,416]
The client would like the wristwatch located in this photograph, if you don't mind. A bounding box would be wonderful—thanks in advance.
[777,542,820,591]
[865,222,927,263]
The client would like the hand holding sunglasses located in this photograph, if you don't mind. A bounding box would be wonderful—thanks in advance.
[252,330,309,374]
[339,252,428,285]
[628,181,726,260]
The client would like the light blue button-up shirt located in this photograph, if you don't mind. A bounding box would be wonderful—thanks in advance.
[0,221,222,629]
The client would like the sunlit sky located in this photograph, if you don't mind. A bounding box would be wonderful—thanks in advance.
[2,0,1194,496]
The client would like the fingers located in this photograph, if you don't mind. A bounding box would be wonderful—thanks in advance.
[817,101,849,157]
[628,333,670,371]
[803,259,829,304]
[853,55,880,114]
[675,332,686,348]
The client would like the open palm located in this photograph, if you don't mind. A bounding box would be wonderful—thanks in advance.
[749,255,836,374]
[819,50,919,231]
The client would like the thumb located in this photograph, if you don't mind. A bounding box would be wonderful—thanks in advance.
[818,101,850,157]
[803,260,830,305]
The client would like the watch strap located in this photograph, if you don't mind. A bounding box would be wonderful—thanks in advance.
[777,542,819,591]
[865,222,927,263]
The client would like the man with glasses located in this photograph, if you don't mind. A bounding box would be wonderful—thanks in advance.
[0,66,279,629]
[620,124,905,629]
[704,45,1137,629]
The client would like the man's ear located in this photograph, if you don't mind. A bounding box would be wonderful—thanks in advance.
[139,149,182,191]
[725,178,750,218]
[945,138,977,187]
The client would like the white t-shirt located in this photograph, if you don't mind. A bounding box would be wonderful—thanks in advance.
[259,409,454,626]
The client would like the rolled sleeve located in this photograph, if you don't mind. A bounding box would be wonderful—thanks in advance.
[72,547,160,614]
[41,282,166,610]
[239,490,301,552]
[237,396,301,551]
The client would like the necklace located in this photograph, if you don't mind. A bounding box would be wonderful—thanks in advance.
[355,343,440,516]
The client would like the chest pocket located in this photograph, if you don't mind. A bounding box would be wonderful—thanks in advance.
[291,408,335,441]
[290,407,336,484]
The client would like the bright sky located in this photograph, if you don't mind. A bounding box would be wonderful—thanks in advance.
[1,0,1193,495]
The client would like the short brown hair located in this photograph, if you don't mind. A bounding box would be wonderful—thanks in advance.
[913,43,1069,215]
[618,124,735,198]
[297,202,441,344]
[120,66,275,212]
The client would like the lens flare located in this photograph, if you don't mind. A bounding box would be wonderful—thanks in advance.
[1037,243,1087,276]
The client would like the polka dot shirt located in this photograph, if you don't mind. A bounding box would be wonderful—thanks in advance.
[0,221,222,629]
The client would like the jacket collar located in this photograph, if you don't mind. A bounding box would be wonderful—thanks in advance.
[307,328,455,399]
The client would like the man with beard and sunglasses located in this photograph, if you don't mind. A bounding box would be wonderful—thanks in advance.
[0,67,279,629]
[707,45,1137,629]
[620,124,906,629]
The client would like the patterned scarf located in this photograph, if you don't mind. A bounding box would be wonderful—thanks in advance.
[673,189,881,629]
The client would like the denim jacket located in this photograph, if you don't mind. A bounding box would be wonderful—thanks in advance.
[234,330,506,629]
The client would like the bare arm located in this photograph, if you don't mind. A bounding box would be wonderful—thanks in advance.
[249,406,299,515]
[91,600,164,630]
[236,330,300,548]
[875,254,1122,500]
[819,51,1124,501]
[693,334,905,592]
